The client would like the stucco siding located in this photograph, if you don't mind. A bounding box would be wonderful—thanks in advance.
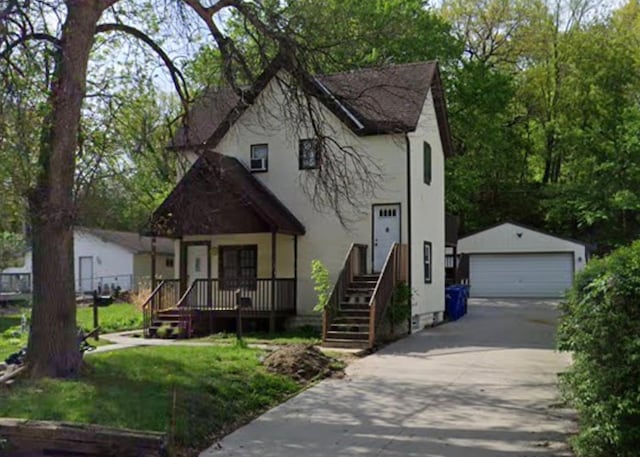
[133,254,175,281]
[407,89,446,329]
[458,223,588,273]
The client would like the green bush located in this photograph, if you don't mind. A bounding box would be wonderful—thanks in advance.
[386,282,412,333]
[558,241,640,457]
[311,259,331,312]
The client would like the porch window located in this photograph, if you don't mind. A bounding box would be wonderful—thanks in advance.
[424,241,432,284]
[299,138,321,169]
[220,245,258,290]
[250,144,268,172]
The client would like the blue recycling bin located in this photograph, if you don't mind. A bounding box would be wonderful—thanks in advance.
[445,285,469,321]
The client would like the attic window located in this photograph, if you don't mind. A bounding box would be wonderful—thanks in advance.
[250,144,268,172]
[299,139,321,170]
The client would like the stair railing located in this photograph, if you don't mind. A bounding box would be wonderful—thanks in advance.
[174,279,207,337]
[323,243,368,342]
[142,279,180,337]
[367,243,408,347]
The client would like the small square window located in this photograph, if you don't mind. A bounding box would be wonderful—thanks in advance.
[423,241,432,284]
[250,144,268,172]
[299,139,321,169]
[166,258,174,268]
[423,142,432,185]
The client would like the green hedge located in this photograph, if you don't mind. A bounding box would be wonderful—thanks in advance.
[558,241,640,457]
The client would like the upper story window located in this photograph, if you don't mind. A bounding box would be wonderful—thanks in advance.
[250,144,268,172]
[423,141,432,185]
[299,138,321,170]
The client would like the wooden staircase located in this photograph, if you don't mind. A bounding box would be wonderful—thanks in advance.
[324,274,379,348]
[147,308,195,338]
[322,243,408,349]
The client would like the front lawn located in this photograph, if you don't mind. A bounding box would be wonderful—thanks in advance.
[1,302,140,361]
[0,345,300,453]
[77,302,142,333]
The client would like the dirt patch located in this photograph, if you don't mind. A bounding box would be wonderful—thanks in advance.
[262,344,344,383]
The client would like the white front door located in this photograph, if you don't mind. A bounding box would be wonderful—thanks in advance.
[373,204,401,272]
[187,245,209,285]
[79,256,93,293]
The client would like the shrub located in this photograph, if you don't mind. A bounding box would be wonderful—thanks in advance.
[386,282,413,334]
[311,259,331,312]
[558,241,640,457]
[129,287,151,311]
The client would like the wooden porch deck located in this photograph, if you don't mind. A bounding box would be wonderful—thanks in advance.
[142,278,296,337]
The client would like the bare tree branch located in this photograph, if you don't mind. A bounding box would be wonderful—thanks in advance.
[95,22,190,111]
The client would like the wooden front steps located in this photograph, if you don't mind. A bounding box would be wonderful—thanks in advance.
[147,309,193,338]
[324,274,378,349]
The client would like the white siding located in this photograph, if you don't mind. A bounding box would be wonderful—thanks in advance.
[2,232,136,292]
[74,232,134,292]
[406,89,446,328]
[458,223,588,273]
[191,75,410,316]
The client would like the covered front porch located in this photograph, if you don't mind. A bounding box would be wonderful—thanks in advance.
[144,153,306,337]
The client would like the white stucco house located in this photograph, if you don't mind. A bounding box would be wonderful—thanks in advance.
[458,222,589,298]
[1,228,174,294]
[146,58,454,347]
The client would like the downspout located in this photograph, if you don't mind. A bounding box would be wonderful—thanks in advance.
[405,134,412,334]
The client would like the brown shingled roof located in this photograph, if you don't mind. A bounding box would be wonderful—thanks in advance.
[149,152,305,238]
[169,60,453,157]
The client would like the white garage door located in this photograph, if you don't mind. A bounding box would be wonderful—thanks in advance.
[469,253,574,298]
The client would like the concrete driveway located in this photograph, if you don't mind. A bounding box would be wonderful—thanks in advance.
[201,299,575,457]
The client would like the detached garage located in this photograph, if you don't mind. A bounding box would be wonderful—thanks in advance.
[458,222,589,298]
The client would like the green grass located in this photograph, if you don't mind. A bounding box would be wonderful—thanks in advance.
[0,313,26,361]
[76,302,142,333]
[197,326,321,346]
[0,303,140,361]
[0,345,300,451]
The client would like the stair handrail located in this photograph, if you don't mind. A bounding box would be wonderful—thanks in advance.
[367,243,408,347]
[322,243,368,342]
[174,279,204,337]
[142,280,168,337]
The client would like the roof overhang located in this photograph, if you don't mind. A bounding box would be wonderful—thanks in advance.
[148,152,306,238]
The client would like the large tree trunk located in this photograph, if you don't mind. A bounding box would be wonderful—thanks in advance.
[27,1,106,378]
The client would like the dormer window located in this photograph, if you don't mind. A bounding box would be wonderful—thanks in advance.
[250,144,268,172]
[299,138,321,169]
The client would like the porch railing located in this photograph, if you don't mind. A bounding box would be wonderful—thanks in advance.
[322,243,368,341]
[0,273,31,294]
[142,279,180,337]
[368,243,408,347]
[176,278,296,314]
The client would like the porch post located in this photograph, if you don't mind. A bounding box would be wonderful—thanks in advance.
[150,236,157,292]
[270,230,276,333]
[179,239,188,295]
[453,246,458,283]
[293,235,298,315]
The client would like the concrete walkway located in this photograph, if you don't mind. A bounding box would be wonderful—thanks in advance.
[201,299,575,457]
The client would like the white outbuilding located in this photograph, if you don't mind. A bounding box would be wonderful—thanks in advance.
[458,222,589,298]
[2,228,175,294]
